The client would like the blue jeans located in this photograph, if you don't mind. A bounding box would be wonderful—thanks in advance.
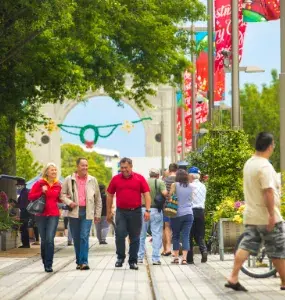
[69,207,92,265]
[170,214,193,251]
[35,216,59,268]
[115,207,142,264]
[138,208,163,262]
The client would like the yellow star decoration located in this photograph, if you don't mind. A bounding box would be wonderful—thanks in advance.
[44,120,58,134]
[121,120,134,133]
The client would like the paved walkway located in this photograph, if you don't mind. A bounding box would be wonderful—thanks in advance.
[0,237,284,299]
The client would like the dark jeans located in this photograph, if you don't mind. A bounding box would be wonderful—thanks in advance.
[187,208,207,262]
[170,214,193,251]
[35,216,59,268]
[115,207,142,264]
[20,209,30,247]
[69,207,92,265]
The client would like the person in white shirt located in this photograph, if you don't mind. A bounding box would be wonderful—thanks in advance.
[186,166,207,264]
[226,132,285,292]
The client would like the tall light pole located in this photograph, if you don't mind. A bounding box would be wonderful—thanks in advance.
[231,0,240,129]
[280,1,285,172]
[207,0,214,123]
[191,23,197,151]
[181,72,186,160]
[160,95,165,172]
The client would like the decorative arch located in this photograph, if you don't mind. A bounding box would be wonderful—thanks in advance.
[28,85,175,174]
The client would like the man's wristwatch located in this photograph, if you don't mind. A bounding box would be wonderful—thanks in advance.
[145,209,151,213]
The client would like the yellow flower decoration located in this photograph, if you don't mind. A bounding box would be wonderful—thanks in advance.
[45,120,58,133]
[121,120,134,133]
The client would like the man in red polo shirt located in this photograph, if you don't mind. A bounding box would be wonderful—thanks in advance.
[106,157,151,270]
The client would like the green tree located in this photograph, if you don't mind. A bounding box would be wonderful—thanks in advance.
[187,128,253,212]
[15,130,42,180]
[0,0,206,174]
[61,144,112,186]
[240,70,280,170]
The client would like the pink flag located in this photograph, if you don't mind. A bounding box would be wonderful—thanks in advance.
[215,0,247,71]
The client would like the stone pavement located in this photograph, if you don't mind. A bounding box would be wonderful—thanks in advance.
[0,237,284,300]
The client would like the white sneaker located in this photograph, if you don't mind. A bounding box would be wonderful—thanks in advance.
[137,259,143,264]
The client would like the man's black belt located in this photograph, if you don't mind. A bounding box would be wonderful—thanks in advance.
[193,207,204,210]
[117,206,142,211]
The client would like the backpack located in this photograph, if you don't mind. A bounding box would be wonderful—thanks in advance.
[154,179,166,211]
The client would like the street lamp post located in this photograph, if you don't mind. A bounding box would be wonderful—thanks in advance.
[207,0,214,123]
[191,23,197,151]
[280,1,285,172]
[231,0,240,130]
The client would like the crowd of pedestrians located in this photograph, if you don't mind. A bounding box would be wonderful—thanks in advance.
[15,132,285,292]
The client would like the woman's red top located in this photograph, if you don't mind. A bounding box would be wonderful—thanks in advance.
[28,179,61,216]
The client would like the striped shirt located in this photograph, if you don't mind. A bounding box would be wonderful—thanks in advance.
[164,175,176,201]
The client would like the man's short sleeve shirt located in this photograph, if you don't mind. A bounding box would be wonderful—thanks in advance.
[107,172,150,209]
[243,156,282,225]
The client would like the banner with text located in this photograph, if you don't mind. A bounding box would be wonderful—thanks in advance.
[215,0,247,71]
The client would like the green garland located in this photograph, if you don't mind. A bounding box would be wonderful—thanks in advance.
[57,117,152,147]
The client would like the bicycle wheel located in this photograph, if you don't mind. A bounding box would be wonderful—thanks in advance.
[234,233,277,278]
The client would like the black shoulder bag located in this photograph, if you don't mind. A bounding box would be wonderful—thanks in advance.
[27,195,46,215]
[154,179,166,212]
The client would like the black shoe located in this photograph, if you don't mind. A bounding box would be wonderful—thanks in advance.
[201,252,208,263]
[129,263,139,270]
[187,260,194,264]
[101,241,108,244]
[76,264,81,270]
[115,259,124,267]
[18,245,30,248]
[80,264,90,270]
[45,267,53,273]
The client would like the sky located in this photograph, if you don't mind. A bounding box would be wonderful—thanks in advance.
[61,7,281,158]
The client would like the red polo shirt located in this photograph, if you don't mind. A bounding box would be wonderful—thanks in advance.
[107,172,150,209]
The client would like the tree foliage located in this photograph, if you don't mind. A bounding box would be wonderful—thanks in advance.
[187,128,253,212]
[15,131,42,181]
[61,144,112,186]
[240,70,280,170]
[0,0,206,174]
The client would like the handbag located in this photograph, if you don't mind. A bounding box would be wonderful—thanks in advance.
[26,194,46,215]
[154,179,166,211]
[164,183,178,218]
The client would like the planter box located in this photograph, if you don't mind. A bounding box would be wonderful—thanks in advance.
[218,218,244,261]
[0,230,21,251]
[221,219,244,248]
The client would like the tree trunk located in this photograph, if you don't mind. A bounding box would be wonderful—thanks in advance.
[0,116,16,175]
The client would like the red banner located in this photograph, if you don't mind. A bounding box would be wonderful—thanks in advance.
[242,0,280,22]
[215,0,247,71]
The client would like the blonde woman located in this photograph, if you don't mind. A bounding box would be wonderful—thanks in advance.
[28,163,61,273]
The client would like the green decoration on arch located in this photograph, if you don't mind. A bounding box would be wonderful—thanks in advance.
[57,117,152,148]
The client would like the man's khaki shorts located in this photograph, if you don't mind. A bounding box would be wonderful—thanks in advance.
[239,222,285,259]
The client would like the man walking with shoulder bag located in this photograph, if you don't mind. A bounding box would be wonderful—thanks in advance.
[138,168,168,265]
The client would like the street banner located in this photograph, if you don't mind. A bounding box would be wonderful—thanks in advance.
[242,0,280,22]
[215,0,247,71]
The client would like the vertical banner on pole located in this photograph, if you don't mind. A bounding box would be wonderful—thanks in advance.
[215,0,247,71]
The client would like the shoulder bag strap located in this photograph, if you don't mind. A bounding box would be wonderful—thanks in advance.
[71,177,75,201]
[154,179,158,192]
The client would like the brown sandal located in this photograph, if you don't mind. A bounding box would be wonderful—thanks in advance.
[181,259,187,265]
[171,258,179,264]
